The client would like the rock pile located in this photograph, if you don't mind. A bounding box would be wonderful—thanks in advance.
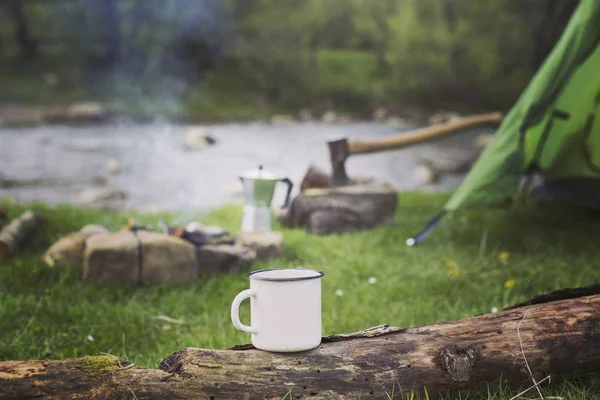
[44,220,284,285]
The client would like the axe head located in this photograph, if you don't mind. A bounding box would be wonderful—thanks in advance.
[328,138,351,186]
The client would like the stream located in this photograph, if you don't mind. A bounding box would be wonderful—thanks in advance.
[0,121,493,212]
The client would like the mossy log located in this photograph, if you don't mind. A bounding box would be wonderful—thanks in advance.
[1,288,599,400]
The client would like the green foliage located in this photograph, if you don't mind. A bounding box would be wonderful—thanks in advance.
[316,50,379,96]
[0,0,574,115]
[385,0,533,110]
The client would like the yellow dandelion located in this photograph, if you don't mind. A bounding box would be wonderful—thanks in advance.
[499,251,510,263]
[504,279,517,289]
[445,261,461,277]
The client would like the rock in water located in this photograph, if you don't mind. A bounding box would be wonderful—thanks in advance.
[298,109,313,122]
[84,231,198,285]
[64,102,105,121]
[236,231,283,260]
[428,111,462,125]
[73,187,126,204]
[321,110,337,124]
[183,128,216,151]
[105,158,122,174]
[385,117,409,128]
[414,165,439,184]
[196,245,256,274]
[473,133,494,149]
[373,107,388,121]
[270,114,295,125]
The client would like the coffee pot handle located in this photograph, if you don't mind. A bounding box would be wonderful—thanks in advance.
[280,178,294,208]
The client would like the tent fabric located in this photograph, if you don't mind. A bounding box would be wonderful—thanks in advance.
[444,0,600,212]
[409,0,600,245]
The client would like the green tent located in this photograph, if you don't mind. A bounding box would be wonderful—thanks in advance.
[408,0,600,246]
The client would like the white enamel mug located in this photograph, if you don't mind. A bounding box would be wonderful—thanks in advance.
[231,268,324,352]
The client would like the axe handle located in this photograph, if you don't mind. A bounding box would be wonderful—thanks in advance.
[347,112,503,156]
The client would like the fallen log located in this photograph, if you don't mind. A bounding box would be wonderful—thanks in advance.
[1,289,599,399]
[0,211,44,262]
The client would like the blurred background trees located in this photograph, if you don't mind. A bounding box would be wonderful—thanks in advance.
[0,0,579,117]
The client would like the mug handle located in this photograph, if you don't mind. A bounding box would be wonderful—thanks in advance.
[231,289,257,334]
[280,178,294,208]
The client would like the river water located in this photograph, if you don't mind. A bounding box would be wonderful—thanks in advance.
[0,121,492,212]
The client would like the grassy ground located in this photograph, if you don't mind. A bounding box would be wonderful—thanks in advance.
[1,193,599,399]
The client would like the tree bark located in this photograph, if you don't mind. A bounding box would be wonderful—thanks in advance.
[1,290,599,400]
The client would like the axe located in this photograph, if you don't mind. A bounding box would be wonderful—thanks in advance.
[327,112,503,186]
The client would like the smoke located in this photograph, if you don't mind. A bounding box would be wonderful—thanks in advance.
[42,0,234,116]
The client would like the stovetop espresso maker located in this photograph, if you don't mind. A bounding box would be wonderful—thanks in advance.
[239,165,293,232]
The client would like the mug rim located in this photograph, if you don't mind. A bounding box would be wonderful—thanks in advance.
[248,268,324,282]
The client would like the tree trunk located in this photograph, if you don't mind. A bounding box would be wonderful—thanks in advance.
[1,289,599,399]
[101,0,124,64]
[6,0,38,60]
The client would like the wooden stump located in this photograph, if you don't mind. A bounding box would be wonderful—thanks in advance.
[279,181,398,235]
[1,287,599,399]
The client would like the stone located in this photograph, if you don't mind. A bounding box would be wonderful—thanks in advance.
[373,107,388,121]
[298,109,313,122]
[84,232,139,284]
[337,114,352,124]
[65,102,105,121]
[270,114,295,125]
[183,128,216,151]
[474,133,494,149]
[182,223,235,247]
[196,245,256,274]
[105,158,122,174]
[414,165,438,184]
[236,231,284,260]
[80,224,109,236]
[321,110,337,124]
[73,187,126,204]
[44,232,89,266]
[0,107,44,127]
[385,117,409,128]
[84,231,198,285]
[428,111,462,125]
[44,226,108,266]
[135,231,198,285]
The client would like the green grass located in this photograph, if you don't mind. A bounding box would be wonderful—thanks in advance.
[1,193,599,399]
